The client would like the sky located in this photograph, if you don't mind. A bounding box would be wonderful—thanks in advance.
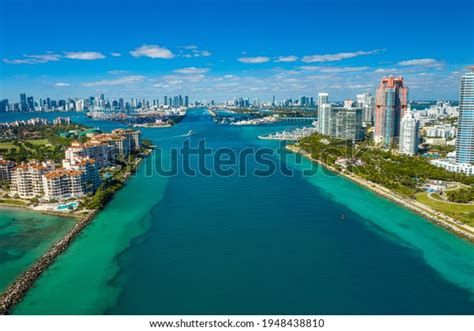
[0,0,473,102]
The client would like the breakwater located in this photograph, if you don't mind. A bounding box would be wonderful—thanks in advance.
[0,210,96,314]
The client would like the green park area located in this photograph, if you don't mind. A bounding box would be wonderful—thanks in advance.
[415,192,474,227]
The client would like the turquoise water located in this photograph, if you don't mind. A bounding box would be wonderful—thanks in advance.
[0,208,75,292]
[1,110,473,314]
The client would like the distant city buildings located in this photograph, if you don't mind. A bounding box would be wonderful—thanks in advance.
[0,93,190,112]
[399,110,419,156]
[455,67,474,164]
[374,77,408,147]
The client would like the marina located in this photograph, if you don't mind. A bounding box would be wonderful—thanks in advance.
[258,126,318,141]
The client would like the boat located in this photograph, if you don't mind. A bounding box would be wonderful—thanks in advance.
[187,130,194,136]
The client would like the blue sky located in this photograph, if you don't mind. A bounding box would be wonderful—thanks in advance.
[0,0,473,102]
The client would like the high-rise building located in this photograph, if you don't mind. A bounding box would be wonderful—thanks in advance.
[374,76,408,147]
[399,110,419,155]
[456,67,474,164]
[20,93,27,111]
[26,96,35,111]
[318,103,333,136]
[318,105,363,142]
[356,93,375,125]
[343,99,354,110]
[317,93,329,110]
[0,99,8,112]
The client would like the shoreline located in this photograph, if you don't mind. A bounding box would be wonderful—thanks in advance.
[0,148,152,314]
[0,203,86,220]
[286,144,474,242]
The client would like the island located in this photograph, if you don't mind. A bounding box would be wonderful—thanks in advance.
[0,117,153,314]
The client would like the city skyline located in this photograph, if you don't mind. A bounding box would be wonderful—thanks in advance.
[1,0,473,101]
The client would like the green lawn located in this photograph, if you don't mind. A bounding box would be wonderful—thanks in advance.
[27,139,51,146]
[0,198,26,206]
[415,192,474,227]
[0,139,51,150]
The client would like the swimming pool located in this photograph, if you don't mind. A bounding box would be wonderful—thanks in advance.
[56,202,79,211]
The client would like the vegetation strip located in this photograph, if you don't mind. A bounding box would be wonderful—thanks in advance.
[286,144,474,242]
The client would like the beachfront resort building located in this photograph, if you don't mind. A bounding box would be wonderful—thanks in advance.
[374,76,408,147]
[65,141,112,168]
[65,129,142,168]
[0,158,15,182]
[10,161,55,198]
[43,158,100,201]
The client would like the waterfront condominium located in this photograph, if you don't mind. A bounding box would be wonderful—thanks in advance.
[356,93,375,125]
[317,104,364,142]
[10,161,55,198]
[456,67,474,164]
[399,110,419,156]
[374,76,408,147]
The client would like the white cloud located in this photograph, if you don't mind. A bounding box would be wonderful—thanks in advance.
[174,67,210,74]
[275,55,298,62]
[130,45,175,59]
[54,82,70,87]
[3,53,61,64]
[63,51,106,60]
[181,46,212,58]
[111,52,122,57]
[302,50,379,63]
[375,68,398,73]
[398,58,442,67]
[108,70,129,75]
[82,75,146,87]
[238,56,270,64]
[300,66,369,73]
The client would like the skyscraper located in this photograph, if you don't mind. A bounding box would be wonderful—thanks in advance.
[399,110,419,155]
[318,103,332,136]
[317,93,329,110]
[456,67,474,164]
[374,76,408,147]
[318,104,363,142]
[356,93,375,125]
[27,96,35,111]
[20,93,27,111]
